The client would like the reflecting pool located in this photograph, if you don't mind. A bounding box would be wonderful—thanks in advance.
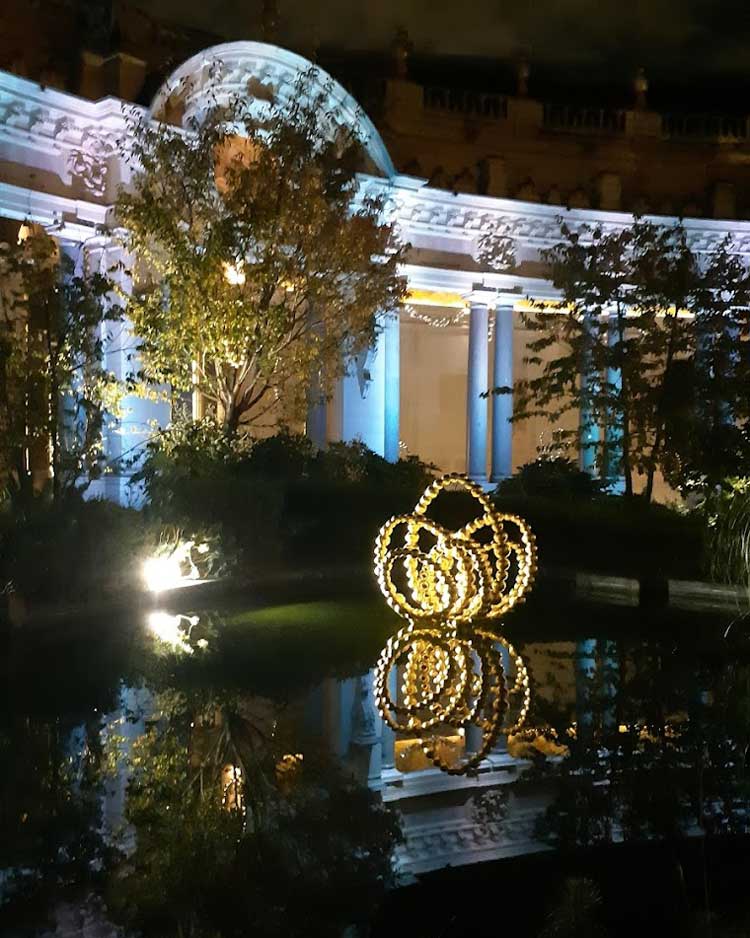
[3,586,750,937]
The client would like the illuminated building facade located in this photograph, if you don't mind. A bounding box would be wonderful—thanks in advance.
[3,34,750,499]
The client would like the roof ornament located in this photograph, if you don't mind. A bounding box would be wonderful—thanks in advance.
[516,58,530,98]
[391,27,413,80]
[634,67,648,111]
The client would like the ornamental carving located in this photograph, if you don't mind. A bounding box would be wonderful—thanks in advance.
[0,86,121,200]
[66,128,115,198]
[385,185,750,260]
[147,42,396,178]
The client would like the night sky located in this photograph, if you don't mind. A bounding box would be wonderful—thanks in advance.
[139,0,750,83]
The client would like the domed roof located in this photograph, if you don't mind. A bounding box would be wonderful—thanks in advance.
[149,41,395,178]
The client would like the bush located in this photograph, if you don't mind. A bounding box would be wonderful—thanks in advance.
[134,422,435,570]
[495,457,604,501]
[0,495,155,604]
[703,478,750,597]
[491,490,703,580]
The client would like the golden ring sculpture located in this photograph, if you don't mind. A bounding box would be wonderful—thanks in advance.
[372,474,537,775]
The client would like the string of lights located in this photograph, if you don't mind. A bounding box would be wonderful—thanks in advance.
[404,304,497,339]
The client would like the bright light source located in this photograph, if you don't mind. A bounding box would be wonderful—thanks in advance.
[223,261,246,285]
[17,224,31,244]
[142,539,214,593]
[143,553,183,593]
[146,611,195,655]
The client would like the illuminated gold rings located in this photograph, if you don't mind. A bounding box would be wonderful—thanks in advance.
[372,475,538,775]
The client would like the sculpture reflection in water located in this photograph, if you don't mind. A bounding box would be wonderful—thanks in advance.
[373,474,537,775]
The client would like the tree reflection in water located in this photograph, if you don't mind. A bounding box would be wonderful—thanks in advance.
[106,688,400,938]
[5,604,750,936]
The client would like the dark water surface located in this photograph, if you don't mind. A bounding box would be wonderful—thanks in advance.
[3,589,750,937]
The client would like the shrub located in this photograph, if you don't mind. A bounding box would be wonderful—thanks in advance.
[491,491,703,580]
[495,457,604,501]
[0,495,155,604]
[134,422,435,570]
[703,478,750,598]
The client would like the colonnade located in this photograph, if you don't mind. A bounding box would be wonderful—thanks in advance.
[324,294,517,480]
[466,293,516,483]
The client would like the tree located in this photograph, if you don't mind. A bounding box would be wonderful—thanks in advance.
[117,70,406,437]
[629,223,750,500]
[483,219,750,501]
[0,227,123,503]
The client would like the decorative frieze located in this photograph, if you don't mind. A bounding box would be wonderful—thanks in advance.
[4,47,750,265]
[0,72,127,200]
[396,809,545,875]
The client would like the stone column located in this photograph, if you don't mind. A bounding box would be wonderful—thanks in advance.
[322,676,353,760]
[58,242,81,477]
[191,362,205,421]
[380,665,398,771]
[575,639,598,745]
[465,650,484,753]
[491,303,514,482]
[496,641,511,752]
[466,297,490,481]
[338,328,386,456]
[383,311,401,463]
[349,670,382,786]
[601,639,619,733]
[579,312,599,476]
[605,314,624,492]
[87,238,170,505]
[101,684,152,851]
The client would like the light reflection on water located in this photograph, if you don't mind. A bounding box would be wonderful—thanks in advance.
[3,600,750,936]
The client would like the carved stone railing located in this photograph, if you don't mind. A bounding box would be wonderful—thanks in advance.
[661,112,749,141]
[423,86,508,120]
[543,104,626,134]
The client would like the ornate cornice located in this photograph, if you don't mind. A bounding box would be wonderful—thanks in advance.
[383,179,750,259]
[0,181,111,241]
[4,54,750,264]
[396,810,547,875]
[0,71,131,200]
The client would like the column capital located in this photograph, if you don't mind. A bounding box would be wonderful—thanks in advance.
[462,287,497,309]
[462,285,524,310]
[493,293,521,310]
[380,307,402,323]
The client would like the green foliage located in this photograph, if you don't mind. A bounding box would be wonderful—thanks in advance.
[0,227,124,502]
[135,423,434,568]
[108,691,401,938]
[117,71,406,434]
[495,456,604,500]
[664,422,750,495]
[489,218,750,501]
[0,495,154,603]
[704,478,750,598]
[493,490,702,579]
